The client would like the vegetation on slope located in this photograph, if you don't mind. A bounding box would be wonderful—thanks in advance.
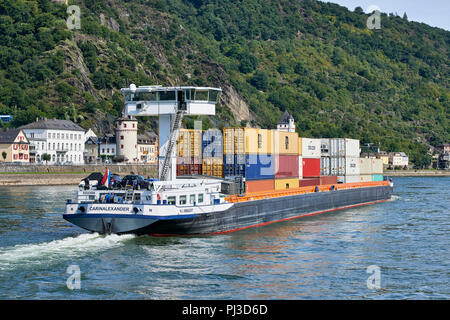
[0,0,448,167]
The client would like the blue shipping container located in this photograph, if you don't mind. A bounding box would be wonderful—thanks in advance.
[245,154,274,180]
[224,155,245,177]
[202,129,223,158]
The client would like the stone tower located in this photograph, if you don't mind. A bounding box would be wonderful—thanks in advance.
[115,115,138,163]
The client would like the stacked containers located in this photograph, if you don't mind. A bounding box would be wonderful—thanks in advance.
[202,129,223,177]
[320,138,331,176]
[327,138,360,183]
[176,129,202,176]
[359,158,383,182]
[273,131,299,190]
[223,127,245,177]
[301,138,321,180]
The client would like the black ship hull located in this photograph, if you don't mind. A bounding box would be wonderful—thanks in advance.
[131,185,393,236]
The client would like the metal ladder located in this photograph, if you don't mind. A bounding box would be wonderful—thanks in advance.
[159,109,185,180]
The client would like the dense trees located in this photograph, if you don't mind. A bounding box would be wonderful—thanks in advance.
[0,0,448,166]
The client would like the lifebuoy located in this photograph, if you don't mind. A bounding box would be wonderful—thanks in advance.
[157,194,161,201]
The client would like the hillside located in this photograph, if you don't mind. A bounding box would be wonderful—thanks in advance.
[0,0,448,167]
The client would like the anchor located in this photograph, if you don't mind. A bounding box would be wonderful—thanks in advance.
[101,218,113,235]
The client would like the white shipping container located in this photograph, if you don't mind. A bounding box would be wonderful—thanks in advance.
[360,174,373,182]
[298,156,303,179]
[360,158,372,175]
[302,138,321,158]
[329,138,360,157]
[372,158,383,174]
[321,156,330,176]
[321,138,330,156]
[345,157,360,176]
[339,175,360,183]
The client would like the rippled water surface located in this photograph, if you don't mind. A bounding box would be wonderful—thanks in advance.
[0,177,448,299]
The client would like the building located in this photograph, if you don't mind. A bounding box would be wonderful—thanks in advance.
[137,132,158,164]
[115,115,138,163]
[84,136,99,164]
[0,128,30,163]
[436,144,450,154]
[277,111,295,133]
[99,134,117,162]
[84,128,97,141]
[20,118,85,164]
[389,152,409,168]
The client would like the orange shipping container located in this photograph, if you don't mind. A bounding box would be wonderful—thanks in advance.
[246,180,275,193]
[298,137,302,156]
[244,128,273,154]
[274,178,299,190]
[273,131,299,155]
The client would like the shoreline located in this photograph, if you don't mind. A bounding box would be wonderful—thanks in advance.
[0,170,448,186]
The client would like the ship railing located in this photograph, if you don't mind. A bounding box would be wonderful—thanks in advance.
[225,181,389,203]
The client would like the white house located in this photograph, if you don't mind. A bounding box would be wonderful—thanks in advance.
[20,118,85,164]
[277,111,295,133]
[99,134,116,161]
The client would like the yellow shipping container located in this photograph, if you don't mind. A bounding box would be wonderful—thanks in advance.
[223,127,245,154]
[298,137,302,156]
[273,131,299,155]
[244,128,273,154]
[177,129,201,157]
[274,178,299,190]
[202,157,224,177]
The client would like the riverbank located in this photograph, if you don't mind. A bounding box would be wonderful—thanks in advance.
[386,170,450,177]
[0,164,158,186]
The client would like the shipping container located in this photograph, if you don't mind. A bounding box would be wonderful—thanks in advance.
[298,156,303,179]
[177,156,201,165]
[301,138,321,158]
[372,158,383,174]
[176,164,202,176]
[245,154,274,180]
[223,154,245,177]
[223,127,245,155]
[339,175,360,183]
[345,157,360,176]
[320,156,330,176]
[273,131,299,155]
[359,174,372,182]
[298,137,302,156]
[302,157,320,177]
[274,154,299,178]
[202,129,223,158]
[246,180,275,193]
[372,174,384,182]
[360,158,384,175]
[177,129,202,158]
[202,157,223,177]
[320,176,338,185]
[275,178,299,190]
[299,178,320,187]
[244,128,274,154]
[329,138,360,157]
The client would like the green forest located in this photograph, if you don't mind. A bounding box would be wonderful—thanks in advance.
[0,0,449,167]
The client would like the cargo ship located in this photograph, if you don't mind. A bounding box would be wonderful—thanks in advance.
[63,85,394,235]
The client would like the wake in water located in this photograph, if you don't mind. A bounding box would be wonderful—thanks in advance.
[0,233,135,271]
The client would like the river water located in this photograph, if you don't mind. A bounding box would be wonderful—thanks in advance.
[0,177,448,299]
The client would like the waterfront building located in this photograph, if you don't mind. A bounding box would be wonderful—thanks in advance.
[99,133,117,162]
[84,136,99,164]
[137,132,158,164]
[20,118,85,164]
[389,152,409,168]
[0,128,30,163]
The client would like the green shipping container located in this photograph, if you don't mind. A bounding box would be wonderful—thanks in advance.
[372,174,384,182]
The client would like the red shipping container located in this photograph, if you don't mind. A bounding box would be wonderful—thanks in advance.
[246,180,275,193]
[299,178,320,187]
[320,176,338,185]
[275,155,299,178]
[176,164,202,176]
[302,158,320,177]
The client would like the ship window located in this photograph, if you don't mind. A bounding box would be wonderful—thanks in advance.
[194,90,208,101]
[190,194,195,204]
[208,90,218,102]
[198,194,204,203]
[184,90,191,100]
[134,92,157,101]
[168,196,176,205]
[159,91,176,101]
[179,195,187,205]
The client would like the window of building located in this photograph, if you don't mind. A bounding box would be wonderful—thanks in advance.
[124,123,127,128]
[120,136,124,140]
[112,148,115,153]
[179,195,187,205]
[132,124,135,128]
[48,133,51,139]
[102,148,105,153]
[121,145,124,149]
[107,148,109,153]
